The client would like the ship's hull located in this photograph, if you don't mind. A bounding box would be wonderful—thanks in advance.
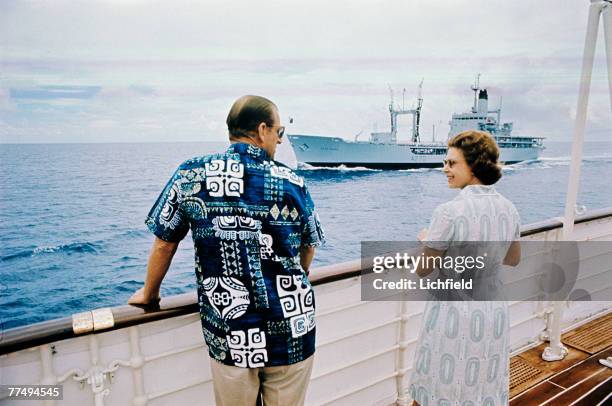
[288,135,542,169]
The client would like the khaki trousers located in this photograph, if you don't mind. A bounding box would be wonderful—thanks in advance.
[210,356,314,406]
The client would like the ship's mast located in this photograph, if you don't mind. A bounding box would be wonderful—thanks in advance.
[471,73,481,113]
[388,86,395,141]
[414,79,424,143]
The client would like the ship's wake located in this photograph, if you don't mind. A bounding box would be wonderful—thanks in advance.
[503,154,612,171]
[297,163,383,172]
[399,167,443,173]
[1,241,102,261]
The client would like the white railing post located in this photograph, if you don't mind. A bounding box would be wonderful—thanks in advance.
[394,301,409,405]
[128,327,147,406]
[542,232,569,361]
[603,2,612,113]
[40,345,58,406]
[563,0,604,237]
[545,0,611,361]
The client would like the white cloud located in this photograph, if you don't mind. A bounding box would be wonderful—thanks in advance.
[0,0,609,142]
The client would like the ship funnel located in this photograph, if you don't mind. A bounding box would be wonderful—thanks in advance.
[477,89,488,113]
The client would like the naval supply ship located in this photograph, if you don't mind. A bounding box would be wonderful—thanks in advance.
[288,78,545,169]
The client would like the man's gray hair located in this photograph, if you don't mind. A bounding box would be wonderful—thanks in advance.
[226,95,277,139]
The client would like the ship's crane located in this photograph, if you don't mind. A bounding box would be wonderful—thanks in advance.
[388,80,423,143]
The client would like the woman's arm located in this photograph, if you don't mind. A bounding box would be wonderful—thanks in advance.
[503,240,521,266]
[415,246,445,277]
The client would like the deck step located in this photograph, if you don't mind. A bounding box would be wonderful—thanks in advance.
[509,343,590,398]
[510,311,612,405]
[510,381,565,406]
[509,357,554,398]
[562,312,612,354]
[572,376,612,406]
[549,348,612,388]
[510,347,612,405]
[542,372,611,405]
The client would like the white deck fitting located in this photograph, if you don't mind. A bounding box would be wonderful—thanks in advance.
[546,0,612,363]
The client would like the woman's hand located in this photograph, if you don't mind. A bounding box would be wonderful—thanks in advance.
[503,240,521,266]
[417,228,428,242]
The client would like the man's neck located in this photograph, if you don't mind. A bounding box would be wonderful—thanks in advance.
[230,136,259,148]
[229,137,273,160]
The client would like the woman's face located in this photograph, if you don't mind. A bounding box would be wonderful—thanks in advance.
[443,147,479,188]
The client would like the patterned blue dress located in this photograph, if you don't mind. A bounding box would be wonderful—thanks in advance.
[409,185,521,406]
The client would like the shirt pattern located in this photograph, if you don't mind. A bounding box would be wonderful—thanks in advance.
[146,143,325,367]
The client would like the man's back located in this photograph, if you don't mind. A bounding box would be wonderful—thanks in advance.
[132,95,323,405]
[145,142,325,367]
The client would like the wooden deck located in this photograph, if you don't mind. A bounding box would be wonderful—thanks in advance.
[509,312,612,405]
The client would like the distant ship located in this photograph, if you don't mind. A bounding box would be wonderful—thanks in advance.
[288,77,545,169]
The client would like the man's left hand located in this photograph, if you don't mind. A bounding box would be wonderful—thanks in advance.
[128,287,160,306]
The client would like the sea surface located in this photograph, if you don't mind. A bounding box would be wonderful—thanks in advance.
[1,141,611,330]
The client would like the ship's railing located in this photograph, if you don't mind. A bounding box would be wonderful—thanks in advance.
[1,207,612,356]
[1,207,611,406]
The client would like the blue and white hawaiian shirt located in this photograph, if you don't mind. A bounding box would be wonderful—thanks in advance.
[146,143,325,367]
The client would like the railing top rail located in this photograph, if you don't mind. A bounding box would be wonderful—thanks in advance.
[1,206,611,355]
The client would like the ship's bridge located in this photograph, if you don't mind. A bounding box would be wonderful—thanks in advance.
[369,132,394,144]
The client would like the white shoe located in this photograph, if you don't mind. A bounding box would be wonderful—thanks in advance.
[599,357,612,368]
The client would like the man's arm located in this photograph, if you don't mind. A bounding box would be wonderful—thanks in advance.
[128,237,179,305]
[300,245,316,275]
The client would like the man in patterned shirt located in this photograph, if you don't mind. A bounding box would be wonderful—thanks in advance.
[128,95,325,405]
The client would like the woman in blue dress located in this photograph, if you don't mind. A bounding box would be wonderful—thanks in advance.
[409,130,521,406]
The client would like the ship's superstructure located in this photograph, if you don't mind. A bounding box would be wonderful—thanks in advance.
[288,77,545,169]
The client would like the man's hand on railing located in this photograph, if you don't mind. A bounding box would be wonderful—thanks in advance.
[127,287,161,307]
[127,237,178,309]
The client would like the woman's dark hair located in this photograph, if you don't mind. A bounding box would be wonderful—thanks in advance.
[448,130,502,185]
[226,95,277,139]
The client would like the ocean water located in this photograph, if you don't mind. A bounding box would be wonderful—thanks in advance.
[1,141,611,330]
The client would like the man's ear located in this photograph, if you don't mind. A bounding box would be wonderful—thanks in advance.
[255,122,267,144]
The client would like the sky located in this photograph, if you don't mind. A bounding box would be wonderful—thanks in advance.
[0,0,611,143]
